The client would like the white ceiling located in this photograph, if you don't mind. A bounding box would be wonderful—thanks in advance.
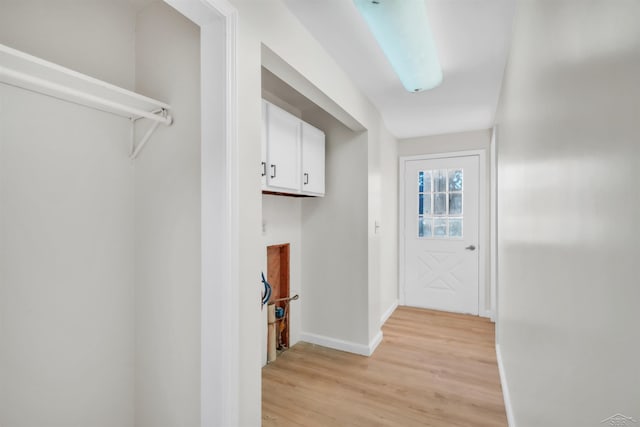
[283,0,515,139]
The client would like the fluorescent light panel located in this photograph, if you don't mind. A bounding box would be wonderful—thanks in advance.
[353,0,442,92]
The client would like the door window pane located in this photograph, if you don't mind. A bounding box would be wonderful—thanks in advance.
[421,194,431,215]
[449,218,463,238]
[421,171,431,194]
[434,219,447,237]
[449,193,462,215]
[434,193,447,215]
[449,169,463,191]
[434,169,447,192]
[418,217,432,237]
[418,171,424,193]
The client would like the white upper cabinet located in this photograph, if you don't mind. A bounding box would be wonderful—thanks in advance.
[301,122,325,196]
[262,100,325,197]
[265,102,301,192]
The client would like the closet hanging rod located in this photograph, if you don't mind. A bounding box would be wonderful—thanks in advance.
[1,67,173,125]
[0,43,172,125]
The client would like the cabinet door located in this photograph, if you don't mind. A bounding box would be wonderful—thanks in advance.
[261,100,268,188]
[266,103,301,191]
[301,122,325,196]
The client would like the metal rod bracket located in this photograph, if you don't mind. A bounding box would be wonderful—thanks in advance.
[130,108,172,160]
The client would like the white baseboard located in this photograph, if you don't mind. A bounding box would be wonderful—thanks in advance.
[380,300,399,327]
[496,344,516,427]
[368,330,383,355]
[301,330,383,357]
[484,309,495,322]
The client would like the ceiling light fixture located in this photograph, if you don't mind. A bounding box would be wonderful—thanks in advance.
[353,0,443,93]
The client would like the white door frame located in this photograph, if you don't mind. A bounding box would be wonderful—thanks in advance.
[163,1,239,426]
[399,150,490,318]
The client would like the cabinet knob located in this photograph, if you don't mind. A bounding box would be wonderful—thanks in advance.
[261,162,266,177]
[270,164,276,179]
[303,173,309,185]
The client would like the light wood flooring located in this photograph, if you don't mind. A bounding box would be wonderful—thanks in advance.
[262,306,507,427]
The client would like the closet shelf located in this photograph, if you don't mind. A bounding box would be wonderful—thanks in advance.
[0,44,172,158]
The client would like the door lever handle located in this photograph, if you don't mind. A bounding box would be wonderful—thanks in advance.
[465,245,476,251]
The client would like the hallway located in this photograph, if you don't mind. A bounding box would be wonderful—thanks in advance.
[262,307,507,426]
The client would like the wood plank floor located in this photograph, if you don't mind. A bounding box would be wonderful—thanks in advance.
[262,306,507,427]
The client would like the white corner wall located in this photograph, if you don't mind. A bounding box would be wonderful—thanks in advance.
[134,3,201,426]
[300,108,369,349]
[398,129,493,316]
[496,1,640,425]
[379,125,399,326]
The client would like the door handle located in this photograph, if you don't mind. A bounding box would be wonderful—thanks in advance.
[303,173,309,185]
[261,162,266,177]
[465,245,476,251]
[270,164,276,179]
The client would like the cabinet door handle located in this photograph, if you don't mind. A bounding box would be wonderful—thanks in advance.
[303,173,309,185]
[261,162,266,177]
[270,164,276,179]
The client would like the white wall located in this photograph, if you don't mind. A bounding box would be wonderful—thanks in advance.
[0,86,135,427]
[261,194,303,366]
[300,108,369,347]
[134,3,201,426]
[0,0,136,90]
[0,2,136,426]
[399,129,492,157]
[496,1,640,425]
[367,124,381,344]
[379,127,399,325]
[399,129,492,315]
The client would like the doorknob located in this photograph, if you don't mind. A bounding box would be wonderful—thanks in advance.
[465,245,476,251]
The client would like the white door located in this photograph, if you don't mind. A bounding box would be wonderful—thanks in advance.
[265,103,300,191]
[402,155,480,315]
[300,122,325,195]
